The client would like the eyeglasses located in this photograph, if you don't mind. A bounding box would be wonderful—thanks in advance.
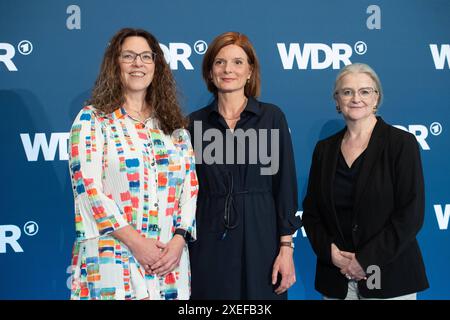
[119,50,156,64]
[335,87,378,100]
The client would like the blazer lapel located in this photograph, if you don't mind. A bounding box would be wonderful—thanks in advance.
[353,117,389,217]
[322,128,346,242]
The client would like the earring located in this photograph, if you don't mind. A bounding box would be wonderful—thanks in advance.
[336,105,341,114]
[373,106,378,114]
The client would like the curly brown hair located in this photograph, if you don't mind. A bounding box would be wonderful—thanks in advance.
[202,31,261,98]
[88,28,187,134]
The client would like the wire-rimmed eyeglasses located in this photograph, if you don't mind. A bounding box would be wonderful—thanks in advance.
[335,87,378,100]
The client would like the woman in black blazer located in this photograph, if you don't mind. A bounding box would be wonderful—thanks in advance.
[302,63,429,299]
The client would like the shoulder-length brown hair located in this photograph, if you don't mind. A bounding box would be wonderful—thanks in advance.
[202,31,261,98]
[88,28,186,134]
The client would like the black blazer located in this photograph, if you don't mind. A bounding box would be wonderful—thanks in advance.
[302,117,429,299]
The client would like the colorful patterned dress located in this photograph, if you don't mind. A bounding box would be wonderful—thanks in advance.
[68,106,198,300]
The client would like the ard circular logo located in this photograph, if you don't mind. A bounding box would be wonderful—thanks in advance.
[430,122,442,136]
[354,41,367,55]
[23,221,39,236]
[194,40,208,55]
[17,40,33,55]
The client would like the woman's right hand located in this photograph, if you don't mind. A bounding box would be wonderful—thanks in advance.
[331,243,352,270]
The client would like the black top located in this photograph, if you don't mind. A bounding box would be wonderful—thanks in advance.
[333,149,366,252]
[187,96,302,300]
[302,117,429,299]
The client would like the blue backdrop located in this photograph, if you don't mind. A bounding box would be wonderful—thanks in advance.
[1,0,449,299]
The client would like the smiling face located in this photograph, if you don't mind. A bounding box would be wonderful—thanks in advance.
[335,72,380,122]
[119,36,155,96]
[210,44,252,96]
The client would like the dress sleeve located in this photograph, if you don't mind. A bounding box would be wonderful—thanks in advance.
[69,107,128,240]
[174,129,199,241]
[272,111,302,236]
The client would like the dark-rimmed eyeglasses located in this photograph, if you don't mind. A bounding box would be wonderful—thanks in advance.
[119,50,156,64]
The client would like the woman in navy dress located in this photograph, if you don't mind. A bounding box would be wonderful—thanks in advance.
[188,32,302,299]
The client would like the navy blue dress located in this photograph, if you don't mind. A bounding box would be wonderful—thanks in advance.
[188,97,302,299]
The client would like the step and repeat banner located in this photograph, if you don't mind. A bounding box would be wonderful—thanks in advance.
[1,0,449,299]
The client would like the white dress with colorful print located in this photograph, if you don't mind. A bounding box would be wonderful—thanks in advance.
[69,106,198,300]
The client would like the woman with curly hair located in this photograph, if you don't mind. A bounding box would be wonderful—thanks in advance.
[68,28,198,300]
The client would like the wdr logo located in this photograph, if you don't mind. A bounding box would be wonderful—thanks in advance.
[394,122,443,150]
[277,41,367,70]
[0,40,33,71]
[21,133,69,161]
[434,204,450,230]
[430,44,450,69]
[159,40,207,70]
[2,40,206,71]
[0,221,39,253]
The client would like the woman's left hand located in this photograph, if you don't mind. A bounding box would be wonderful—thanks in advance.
[272,247,296,295]
[150,236,185,277]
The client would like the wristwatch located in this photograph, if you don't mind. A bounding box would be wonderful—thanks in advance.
[174,228,191,242]
[280,241,295,249]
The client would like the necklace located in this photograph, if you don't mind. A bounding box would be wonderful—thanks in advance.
[126,107,152,121]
